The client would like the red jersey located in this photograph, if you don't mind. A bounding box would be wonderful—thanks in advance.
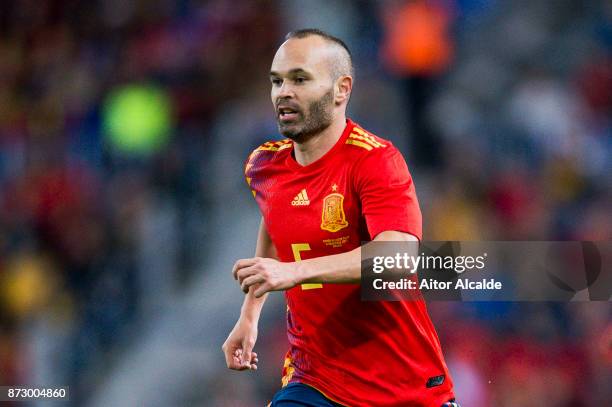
[245,119,454,406]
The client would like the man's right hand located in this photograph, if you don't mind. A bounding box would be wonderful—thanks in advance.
[222,318,259,371]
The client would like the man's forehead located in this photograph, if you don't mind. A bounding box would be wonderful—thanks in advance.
[271,36,334,73]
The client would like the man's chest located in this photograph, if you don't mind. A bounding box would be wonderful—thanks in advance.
[260,168,364,261]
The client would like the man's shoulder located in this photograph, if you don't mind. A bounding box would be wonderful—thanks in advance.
[244,138,292,176]
[344,122,400,161]
[251,138,293,155]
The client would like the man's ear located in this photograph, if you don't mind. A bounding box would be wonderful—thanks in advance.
[335,76,353,106]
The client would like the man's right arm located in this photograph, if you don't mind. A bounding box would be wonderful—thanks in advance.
[222,217,276,371]
[237,217,276,324]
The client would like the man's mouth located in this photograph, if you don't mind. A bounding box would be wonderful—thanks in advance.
[277,107,300,123]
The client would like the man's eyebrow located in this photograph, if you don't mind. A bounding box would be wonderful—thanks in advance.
[269,68,312,77]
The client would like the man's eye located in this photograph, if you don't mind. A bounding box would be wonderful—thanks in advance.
[271,78,282,85]
[295,77,306,84]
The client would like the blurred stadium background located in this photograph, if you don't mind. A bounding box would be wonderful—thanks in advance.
[0,0,610,406]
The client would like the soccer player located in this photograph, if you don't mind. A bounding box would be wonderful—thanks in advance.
[222,29,458,407]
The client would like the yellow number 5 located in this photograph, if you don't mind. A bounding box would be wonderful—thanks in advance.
[291,243,322,290]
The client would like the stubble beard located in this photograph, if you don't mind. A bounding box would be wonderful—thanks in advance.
[277,89,334,143]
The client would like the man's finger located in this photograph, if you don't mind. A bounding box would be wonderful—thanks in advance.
[232,354,249,370]
[225,347,255,371]
[242,274,265,293]
[236,266,259,285]
[225,348,243,370]
[242,339,256,369]
[232,258,259,280]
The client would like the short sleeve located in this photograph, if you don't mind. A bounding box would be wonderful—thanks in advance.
[244,150,257,197]
[354,146,422,240]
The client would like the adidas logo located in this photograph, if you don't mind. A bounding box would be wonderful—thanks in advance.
[291,189,310,206]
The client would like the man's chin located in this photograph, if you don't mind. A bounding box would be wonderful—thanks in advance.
[278,123,303,141]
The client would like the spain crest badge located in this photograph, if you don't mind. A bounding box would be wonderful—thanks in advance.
[320,192,349,232]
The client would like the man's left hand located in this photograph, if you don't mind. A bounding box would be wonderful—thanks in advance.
[233,257,300,297]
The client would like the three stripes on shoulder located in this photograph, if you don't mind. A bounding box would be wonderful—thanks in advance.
[345,127,386,151]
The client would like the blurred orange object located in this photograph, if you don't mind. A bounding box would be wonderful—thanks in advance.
[382,0,454,76]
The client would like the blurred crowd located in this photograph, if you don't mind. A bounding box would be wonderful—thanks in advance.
[0,0,281,404]
[0,0,610,406]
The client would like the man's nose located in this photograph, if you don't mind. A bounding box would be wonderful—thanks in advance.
[277,82,295,98]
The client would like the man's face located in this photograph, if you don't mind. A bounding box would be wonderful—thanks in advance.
[269,37,336,142]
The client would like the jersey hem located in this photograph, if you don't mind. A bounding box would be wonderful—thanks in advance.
[291,377,455,407]
[292,379,351,407]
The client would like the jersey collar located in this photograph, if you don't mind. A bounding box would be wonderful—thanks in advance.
[285,119,355,173]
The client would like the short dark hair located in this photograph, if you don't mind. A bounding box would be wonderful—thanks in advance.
[284,29,354,78]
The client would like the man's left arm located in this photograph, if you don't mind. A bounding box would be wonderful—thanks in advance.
[234,231,418,297]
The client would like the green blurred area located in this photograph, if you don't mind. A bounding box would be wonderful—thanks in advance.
[103,85,173,155]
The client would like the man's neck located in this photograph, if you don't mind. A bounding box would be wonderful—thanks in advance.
[293,115,347,166]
